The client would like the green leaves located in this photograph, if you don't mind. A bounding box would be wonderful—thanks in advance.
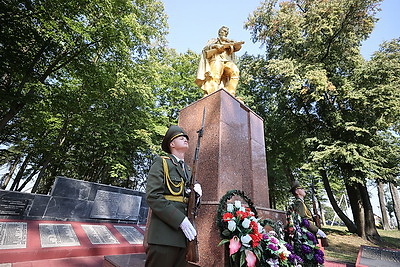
[0,0,170,192]
[241,0,398,212]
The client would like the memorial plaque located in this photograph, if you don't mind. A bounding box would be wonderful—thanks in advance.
[359,245,400,267]
[0,222,27,249]
[0,199,28,216]
[81,224,119,245]
[39,223,80,248]
[114,225,143,244]
[90,190,141,220]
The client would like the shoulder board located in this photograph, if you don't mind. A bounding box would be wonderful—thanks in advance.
[161,156,170,159]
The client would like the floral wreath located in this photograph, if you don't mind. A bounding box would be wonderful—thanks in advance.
[216,190,303,267]
[284,204,324,266]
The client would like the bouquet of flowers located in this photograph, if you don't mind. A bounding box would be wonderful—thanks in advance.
[285,206,324,266]
[217,190,303,267]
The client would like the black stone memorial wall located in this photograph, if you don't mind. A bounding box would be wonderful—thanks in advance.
[0,176,148,224]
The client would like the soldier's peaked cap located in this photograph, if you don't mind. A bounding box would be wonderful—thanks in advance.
[161,125,189,153]
[289,180,302,194]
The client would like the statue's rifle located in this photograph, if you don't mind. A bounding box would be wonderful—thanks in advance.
[186,107,206,263]
[205,41,245,58]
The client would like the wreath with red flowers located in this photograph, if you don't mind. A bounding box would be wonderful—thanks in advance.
[216,190,301,267]
[216,189,258,237]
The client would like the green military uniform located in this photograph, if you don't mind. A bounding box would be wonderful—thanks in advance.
[293,197,319,234]
[146,155,192,247]
[145,125,193,267]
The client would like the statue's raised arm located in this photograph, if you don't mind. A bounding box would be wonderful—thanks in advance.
[195,26,244,97]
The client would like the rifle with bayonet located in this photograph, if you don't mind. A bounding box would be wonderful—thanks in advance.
[186,107,206,263]
[311,177,322,229]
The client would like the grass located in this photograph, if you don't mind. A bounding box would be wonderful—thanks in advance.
[321,225,400,264]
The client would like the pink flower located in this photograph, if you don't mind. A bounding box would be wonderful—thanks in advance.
[229,236,241,255]
[245,249,257,267]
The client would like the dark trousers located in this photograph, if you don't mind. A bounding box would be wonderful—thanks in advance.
[145,244,187,267]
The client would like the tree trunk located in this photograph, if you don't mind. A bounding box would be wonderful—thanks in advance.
[389,182,400,230]
[31,159,51,193]
[31,118,68,193]
[317,197,326,226]
[320,169,357,233]
[1,158,19,189]
[0,102,26,131]
[17,169,39,192]
[9,154,32,191]
[358,182,381,243]
[346,182,364,237]
[377,180,390,230]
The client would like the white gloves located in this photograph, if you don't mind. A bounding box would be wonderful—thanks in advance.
[194,183,202,197]
[317,229,327,238]
[180,217,197,241]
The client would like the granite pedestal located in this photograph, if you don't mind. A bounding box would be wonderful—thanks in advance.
[179,89,286,267]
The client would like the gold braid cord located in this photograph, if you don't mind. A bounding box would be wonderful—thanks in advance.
[162,157,184,196]
[302,201,313,219]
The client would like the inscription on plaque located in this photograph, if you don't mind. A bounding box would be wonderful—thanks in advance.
[90,190,141,220]
[0,222,27,249]
[39,223,80,248]
[81,225,119,245]
[0,199,28,216]
[114,225,143,244]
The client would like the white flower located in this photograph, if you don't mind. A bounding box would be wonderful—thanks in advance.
[266,258,279,267]
[269,230,277,236]
[240,234,252,247]
[234,200,241,209]
[228,220,237,231]
[227,203,234,212]
[258,224,264,233]
[242,218,251,228]
[282,247,291,257]
[240,206,246,212]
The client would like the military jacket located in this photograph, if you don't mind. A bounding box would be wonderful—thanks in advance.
[293,198,319,234]
[146,154,192,248]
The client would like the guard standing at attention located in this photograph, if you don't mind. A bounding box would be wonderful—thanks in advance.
[145,125,202,267]
[290,180,327,238]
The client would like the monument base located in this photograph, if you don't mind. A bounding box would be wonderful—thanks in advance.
[178,89,287,266]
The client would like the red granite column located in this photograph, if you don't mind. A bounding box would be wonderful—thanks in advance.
[179,89,284,266]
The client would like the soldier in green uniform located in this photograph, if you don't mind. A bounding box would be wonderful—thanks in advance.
[290,180,327,238]
[145,125,202,267]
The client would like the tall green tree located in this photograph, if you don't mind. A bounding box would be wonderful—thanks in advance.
[0,0,170,193]
[0,0,167,132]
[243,0,399,241]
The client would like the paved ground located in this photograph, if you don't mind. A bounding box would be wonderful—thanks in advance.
[4,255,354,267]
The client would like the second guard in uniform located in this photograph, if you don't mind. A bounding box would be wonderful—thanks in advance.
[290,180,327,238]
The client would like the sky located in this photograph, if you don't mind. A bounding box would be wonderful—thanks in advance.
[162,0,400,60]
[162,0,400,218]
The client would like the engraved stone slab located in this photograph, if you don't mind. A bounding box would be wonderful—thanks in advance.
[51,176,92,200]
[90,190,141,220]
[39,223,80,248]
[0,222,27,249]
[0,199,28,216]
[81,225,119,245]
[114,225,143,244]
[359,245,400,267]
